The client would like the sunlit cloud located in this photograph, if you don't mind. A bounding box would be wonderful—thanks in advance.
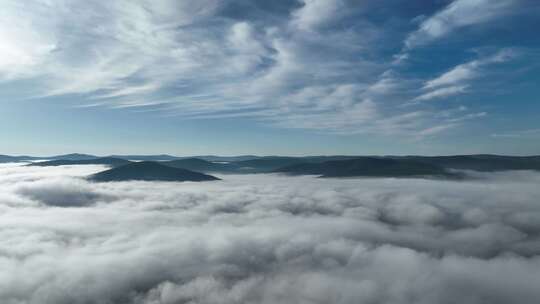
[1,164,540,303]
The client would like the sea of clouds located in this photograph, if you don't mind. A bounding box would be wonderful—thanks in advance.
[1,163,540,304]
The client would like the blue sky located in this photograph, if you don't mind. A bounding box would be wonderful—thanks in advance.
[0,0,539,156]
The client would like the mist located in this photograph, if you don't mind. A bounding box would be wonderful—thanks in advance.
[1,163,539,303]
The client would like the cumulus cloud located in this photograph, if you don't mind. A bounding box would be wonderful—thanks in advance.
[0,164,540,303]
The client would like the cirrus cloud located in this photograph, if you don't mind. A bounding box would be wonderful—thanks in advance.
[1,0,529,140]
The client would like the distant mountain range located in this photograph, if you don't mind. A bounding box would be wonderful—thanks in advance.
[273,157,460,178]
[0,153,261,163]
[0,155,34,163]
[3,153,540,180]
[183,155,260,162]
[389,155,540,172]
[89,161,220,182]
[28,157,130,167]
[107,154,184,161]
[163,158,240,173]
[0,153,103,162]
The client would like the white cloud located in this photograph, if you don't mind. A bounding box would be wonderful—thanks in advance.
[405,0,517,48]
[416,123,458,137]
[1,164,540,303]
[415,49,516,101]
[0,0,228,95]
[0,1,525,139]
[491,129,540,138]
[0,1,58,80]
[447,111,487,123]
[291,0,347,31]
[424,49,515,90]
[424,66,476,90]
[415,85,468,101]
[0,0,394,135]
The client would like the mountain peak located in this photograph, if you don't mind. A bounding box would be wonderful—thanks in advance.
[89,161,220,182]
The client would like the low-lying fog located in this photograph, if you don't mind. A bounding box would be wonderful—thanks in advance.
[1,163,539,304]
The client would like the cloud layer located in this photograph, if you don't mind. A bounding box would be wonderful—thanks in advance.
[2,0,536,139]
[1,163,540,303]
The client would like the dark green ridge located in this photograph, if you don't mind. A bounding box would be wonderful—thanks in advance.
[89,161,220,182]
[274,157,461,179]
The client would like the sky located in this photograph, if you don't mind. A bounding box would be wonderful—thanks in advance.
[0,0,539,156]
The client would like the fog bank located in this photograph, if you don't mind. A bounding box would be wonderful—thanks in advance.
[1,164,539,303]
